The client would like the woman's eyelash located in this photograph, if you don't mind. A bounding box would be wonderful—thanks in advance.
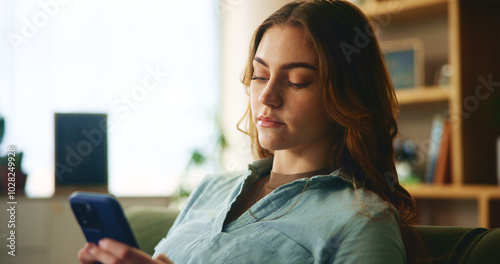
[287,81,311,89]
[251,76,311,89]
[251,76,267,81]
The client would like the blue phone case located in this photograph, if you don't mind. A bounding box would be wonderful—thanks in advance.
[69,192,139,248]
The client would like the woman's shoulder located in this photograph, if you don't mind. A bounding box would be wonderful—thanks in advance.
[309,174,398,222]
[302,182,401,248]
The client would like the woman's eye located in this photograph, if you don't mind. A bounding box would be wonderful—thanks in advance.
[287,81,311,89]
[251,76,268,82]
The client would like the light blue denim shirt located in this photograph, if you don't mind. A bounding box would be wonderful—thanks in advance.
[154,157,406,263]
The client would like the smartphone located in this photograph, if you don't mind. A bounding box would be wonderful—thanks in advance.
[69,192,139,248]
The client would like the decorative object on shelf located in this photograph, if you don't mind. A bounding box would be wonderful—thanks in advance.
[394,138,420,186]
[433,63,453,87]
[381,38,424,90]
[0,116,28,194]
[55,113,108,187]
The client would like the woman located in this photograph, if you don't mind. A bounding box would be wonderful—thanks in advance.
[79,1,429,263]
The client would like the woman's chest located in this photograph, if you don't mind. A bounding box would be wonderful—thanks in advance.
[161,218,316,264]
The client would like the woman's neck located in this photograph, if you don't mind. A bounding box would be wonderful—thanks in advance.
[271,147,332,174]
[265,149,332,188]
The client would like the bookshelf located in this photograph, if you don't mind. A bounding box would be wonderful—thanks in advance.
[358,0,500,228]
[397,86,450,105]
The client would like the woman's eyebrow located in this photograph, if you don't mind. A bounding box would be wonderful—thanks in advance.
[254,57,269,68]
[253,56,317,71]
[281,62,317,70]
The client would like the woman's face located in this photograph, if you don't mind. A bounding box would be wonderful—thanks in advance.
[250,25,334,155]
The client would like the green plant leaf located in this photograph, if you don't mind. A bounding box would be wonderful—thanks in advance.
[189,149,206,166]
[217,132,228,150]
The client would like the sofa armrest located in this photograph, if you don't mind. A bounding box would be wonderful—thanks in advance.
[125,206,179,255]
[415,225,500,264]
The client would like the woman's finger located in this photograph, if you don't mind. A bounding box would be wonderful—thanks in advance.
[154,253,174,264]
[78,243,99,264]
[98,238,156,263]
[80,239,174,264]
[86,241,129,264]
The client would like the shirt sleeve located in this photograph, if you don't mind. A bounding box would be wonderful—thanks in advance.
[331,207,407,264]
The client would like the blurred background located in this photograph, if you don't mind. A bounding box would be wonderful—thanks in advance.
[1,0,223,198]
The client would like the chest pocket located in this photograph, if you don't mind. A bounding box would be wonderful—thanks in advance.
[207,225,314,264]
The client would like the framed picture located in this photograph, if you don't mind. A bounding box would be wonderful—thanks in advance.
[381,38,424,90]
[55,113,108,187]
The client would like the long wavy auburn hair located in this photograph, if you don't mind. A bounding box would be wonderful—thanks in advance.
[237,1,431,263]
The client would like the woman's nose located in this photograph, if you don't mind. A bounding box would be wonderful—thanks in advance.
[258,79,282,108]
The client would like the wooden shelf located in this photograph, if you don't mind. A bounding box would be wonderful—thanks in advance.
[361,0,448,21]
[356,0,500,227]
[396,86,450,105]
[406,184,500,227]
[406,184,500,199]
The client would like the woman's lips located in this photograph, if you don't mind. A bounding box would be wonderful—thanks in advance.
[258,115,286,128]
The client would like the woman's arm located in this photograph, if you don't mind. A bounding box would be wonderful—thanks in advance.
[78,238,173,264]
[332,209,407,264]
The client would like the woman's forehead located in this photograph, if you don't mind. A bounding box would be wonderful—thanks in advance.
[255,25,318,68]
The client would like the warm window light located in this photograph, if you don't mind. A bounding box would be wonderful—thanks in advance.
[1,0,220,197]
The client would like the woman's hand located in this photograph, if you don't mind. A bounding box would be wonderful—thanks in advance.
[78,238,173,264]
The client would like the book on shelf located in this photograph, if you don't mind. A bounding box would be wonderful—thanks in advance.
[433,119,451,184]
[425,114,443,183]
[424,114,451,184]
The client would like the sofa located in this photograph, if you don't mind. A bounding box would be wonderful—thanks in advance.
[125,206,500,263]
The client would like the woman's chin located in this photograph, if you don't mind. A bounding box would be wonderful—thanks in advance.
[258,137,286,152]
